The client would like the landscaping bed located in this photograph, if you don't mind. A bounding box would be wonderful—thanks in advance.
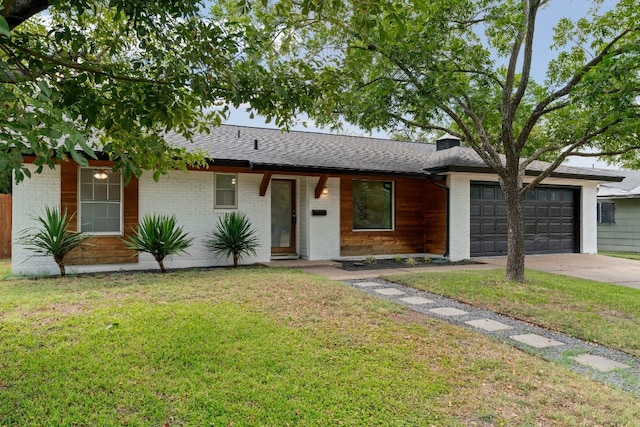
[339,257,478,271]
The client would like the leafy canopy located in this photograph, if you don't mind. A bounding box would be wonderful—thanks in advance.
[0,0,319,185]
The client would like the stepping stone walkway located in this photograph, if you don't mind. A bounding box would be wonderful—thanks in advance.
[345,278,640,396]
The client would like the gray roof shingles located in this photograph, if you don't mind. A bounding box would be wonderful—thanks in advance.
[164,124,623,181]
[597,169,640,197]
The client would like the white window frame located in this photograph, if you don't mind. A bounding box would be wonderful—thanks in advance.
[78,167,124,235]
[352,179,395,231]
[214,173,238,209]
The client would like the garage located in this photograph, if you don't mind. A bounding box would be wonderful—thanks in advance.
[470,183,579,256]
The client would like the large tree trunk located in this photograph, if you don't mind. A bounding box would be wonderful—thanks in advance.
[504,184,525,282]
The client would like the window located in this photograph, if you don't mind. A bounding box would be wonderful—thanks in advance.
[215,173,237,208]
[352,180,393,230]
[597,201,615,224]
[79,168,122,234]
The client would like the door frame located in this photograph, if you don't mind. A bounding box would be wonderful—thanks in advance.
[271,179,297,255]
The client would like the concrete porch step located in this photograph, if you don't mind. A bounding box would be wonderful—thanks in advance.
[261,259,342,268]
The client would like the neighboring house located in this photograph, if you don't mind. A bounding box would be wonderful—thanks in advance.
[12,125,622,275]
[597,169,640,252]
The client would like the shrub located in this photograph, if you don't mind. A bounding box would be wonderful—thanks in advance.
[393,254,404,263]
[204,212,259,267]
[405,257,417,266]
[18,206,90,276]
[423,256,432,264]
[363,255,376,265]
[124,214,193,273]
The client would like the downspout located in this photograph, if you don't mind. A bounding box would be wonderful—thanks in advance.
[429,176,449,258]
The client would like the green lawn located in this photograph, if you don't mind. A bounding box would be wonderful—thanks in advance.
[385,269,640,356]
[1,268,639,425]
[600,251,640,261]
[0,258,10,280]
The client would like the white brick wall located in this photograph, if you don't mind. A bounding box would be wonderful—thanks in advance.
[137,171,271,269]
[580,183,598,254]
[299,176,309,258]
[305,177,340,260]
[12,165,62,275]
[447,174,471,261]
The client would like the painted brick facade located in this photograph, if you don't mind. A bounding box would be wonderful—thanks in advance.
[304,177,340,260]
[12,165,61,275]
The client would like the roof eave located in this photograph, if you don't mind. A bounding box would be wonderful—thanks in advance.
[423,165,623,182]
[250,163,431,178]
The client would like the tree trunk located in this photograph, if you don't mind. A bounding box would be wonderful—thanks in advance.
[157,259,166,273]
[233,253,239,267]
[504,186,525,282]
[57,261,66,277]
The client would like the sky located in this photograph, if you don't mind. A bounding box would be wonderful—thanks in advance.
[223,0,622,169]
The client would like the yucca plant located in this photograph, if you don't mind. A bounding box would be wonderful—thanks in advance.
[18,206,90,276]
[204,212,260,267]
[124,213,193,273]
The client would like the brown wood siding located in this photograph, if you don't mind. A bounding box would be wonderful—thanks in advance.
[340,177,446,256]
[0,194,11,258]
[61,161,139,265]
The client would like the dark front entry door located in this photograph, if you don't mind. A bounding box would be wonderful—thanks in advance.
[271,179,296,254]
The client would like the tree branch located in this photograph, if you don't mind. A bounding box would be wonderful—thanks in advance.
[7,41,175,85]
[4,0,50,30]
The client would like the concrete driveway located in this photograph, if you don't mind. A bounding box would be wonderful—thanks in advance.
[475,253,640,290]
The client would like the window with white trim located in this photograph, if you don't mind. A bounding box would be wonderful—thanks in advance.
[79,168,122,234]
[215,173,237,208]
[352,180,394,230]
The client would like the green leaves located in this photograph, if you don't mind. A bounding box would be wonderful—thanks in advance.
[17,206,91,276]
[124,213,193,273]
[203,212,260,267]
[0,15,10,37]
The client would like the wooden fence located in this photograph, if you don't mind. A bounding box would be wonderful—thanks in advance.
[0,194,11,258]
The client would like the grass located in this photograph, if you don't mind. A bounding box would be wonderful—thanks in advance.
[0,258,10,280]
[600,251,640,261]
[385,269,640,357]
[1,268,639,425]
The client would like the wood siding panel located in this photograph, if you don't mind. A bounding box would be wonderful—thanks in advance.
[340,177,446,256]
[0,194,11,258]
[61,161,139,265]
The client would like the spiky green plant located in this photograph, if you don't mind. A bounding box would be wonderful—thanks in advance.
[204,212,260,267]
[124,214,193,273]
[18,206,90,276]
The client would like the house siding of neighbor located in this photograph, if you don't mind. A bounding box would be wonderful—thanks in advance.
[597,170,640,253]
[11,125,622,276]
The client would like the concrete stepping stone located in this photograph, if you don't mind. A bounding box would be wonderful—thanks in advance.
[428,307,468,316]
[400,296,434,305]
[374,287,405,296]
[355,281,383,287]
[571,354,631,372]
[510,333,564,348]
[465,318,512,331]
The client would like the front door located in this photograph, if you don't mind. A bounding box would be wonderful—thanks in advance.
[271,179,296,254]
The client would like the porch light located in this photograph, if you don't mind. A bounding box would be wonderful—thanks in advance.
[322,186,328,195]
[93,169,109,180]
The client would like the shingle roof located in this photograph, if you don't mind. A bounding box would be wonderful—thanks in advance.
[164,124,623,181]
[597,169,640,198]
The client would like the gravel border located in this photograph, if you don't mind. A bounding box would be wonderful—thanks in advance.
[344,277,640,396]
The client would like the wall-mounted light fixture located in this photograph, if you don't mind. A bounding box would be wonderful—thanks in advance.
[93,169,109,180]
[322,186,328,195]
